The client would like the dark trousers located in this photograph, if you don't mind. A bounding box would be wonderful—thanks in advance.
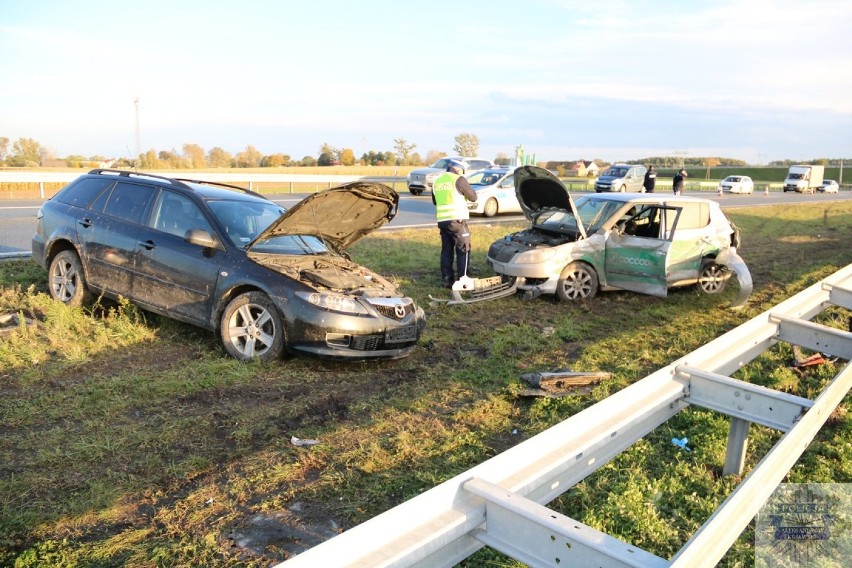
[438,219,471,285]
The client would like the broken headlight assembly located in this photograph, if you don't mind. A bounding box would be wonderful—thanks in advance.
[513,247,557,264]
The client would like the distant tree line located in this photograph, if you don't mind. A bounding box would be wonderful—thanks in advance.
[0,133,493,169]
[2,134,848,170]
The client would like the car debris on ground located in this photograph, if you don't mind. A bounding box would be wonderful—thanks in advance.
[519,369,612,397]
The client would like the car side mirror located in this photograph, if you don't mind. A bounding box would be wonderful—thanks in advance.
[186,229,220,249]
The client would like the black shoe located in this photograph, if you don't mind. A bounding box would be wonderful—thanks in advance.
[441,279,452,289]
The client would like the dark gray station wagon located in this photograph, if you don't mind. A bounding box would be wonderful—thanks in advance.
[32,169,426,361]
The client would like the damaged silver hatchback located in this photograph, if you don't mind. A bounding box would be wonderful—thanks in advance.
[485,166,752,307]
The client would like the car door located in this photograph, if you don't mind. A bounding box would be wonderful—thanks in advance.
[604,204,682,296]
[78,181,157,296]
[132,190,223,325]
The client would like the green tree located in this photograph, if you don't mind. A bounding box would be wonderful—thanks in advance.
[494,152,511,166]
[339,148,356,166]
[139,149,165,169]
[318,142,338,161]
[158,150,182,168]
[425,150,447,165]
[300,155,317,167]
[235,145,262,168]
[261,153,290,167]
[453,133,479,157]
[393,138,416,165]
[317,152,335,166]
[9,137,45,166]
[208,147,232,168]
[183,144,207,168]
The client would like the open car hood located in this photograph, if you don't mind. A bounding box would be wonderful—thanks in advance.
[250,181,399,253]
[514,166,587,239]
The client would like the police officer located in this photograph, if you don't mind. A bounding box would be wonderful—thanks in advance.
[643,165,657,193]
[432,160,477,288]
[673,168,687,195]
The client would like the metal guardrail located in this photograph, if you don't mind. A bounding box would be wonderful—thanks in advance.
[0,171,411,197]
[277,263,852,568]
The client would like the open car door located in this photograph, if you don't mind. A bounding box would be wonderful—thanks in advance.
[604,205,682,297]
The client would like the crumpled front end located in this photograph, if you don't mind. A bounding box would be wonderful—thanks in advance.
[714,247,753,309]
[250,252,427,358]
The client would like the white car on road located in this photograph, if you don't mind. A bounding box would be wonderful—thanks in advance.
[718,175,754,194]
[819,179,839,193]
[466,167,522,217]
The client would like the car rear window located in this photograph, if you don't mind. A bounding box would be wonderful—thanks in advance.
[667,203,710,230]
[54,177,114,208]
[99,182,157,225]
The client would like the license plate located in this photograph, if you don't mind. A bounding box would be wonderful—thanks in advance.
[475,276,503,289]
[386,325,418,343]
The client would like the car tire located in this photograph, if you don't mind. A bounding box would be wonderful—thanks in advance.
[698,262,727,295]
[48,249,93,307]
[409,188,423,196]
[483,198,498,218]
[220,291,285,361]
[556,262,598,302]
[619,185,627,192]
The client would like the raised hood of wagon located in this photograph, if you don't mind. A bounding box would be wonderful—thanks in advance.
[250,181,399,253]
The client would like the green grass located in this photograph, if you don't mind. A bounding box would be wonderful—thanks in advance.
[0,202,850,567]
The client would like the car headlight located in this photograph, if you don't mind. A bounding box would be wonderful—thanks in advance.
[513,247,557,264]
[296,291,369,315]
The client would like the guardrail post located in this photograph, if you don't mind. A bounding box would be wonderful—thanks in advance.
[723,418,750,476]
[39,182,45,199]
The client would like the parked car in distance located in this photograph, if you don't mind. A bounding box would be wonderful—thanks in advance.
[486,166,752,307]
[718,175,754,194]
[407,156,495,195]
[466,166,522,217]
[819,179,840,193]
[32,169,426,361]
[594,163,648,193]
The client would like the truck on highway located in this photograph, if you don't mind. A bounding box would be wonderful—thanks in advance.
[783,164,824,193]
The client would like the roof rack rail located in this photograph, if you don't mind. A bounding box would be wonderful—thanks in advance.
[87,168,193,189]
[86,169,264,198]
[173,177,264,198]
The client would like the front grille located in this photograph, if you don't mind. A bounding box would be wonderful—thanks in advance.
[343,333,417,351]
[488,241,519,263]
[368,299,414,321]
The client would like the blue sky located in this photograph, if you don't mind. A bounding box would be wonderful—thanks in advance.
[1,0,850,164]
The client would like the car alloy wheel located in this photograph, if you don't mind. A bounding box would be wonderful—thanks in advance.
[483,198,498,217]
[48,250,92,307]
[221,291,285,361]
[556,262,599,302]
[698,262,727,294]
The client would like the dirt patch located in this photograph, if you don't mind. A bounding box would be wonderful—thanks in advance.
[223,503,343,562]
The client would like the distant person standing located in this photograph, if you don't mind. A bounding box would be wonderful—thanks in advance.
[673,168,687,195]
[432,160,477,288]
[643,165,657,193]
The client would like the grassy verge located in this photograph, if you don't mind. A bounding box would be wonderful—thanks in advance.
[1,202,850,567]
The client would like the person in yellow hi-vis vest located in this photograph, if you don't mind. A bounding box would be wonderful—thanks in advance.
[431,160,477,288]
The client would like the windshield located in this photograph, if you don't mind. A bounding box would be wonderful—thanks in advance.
[207,199,285,246]
[574,196,625,233]
[248,234,331,255]
[726,176,742,182]
[604,166,629,177]
[430,158,453,168]
[788,173,804,180]
[467,170,508,187]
